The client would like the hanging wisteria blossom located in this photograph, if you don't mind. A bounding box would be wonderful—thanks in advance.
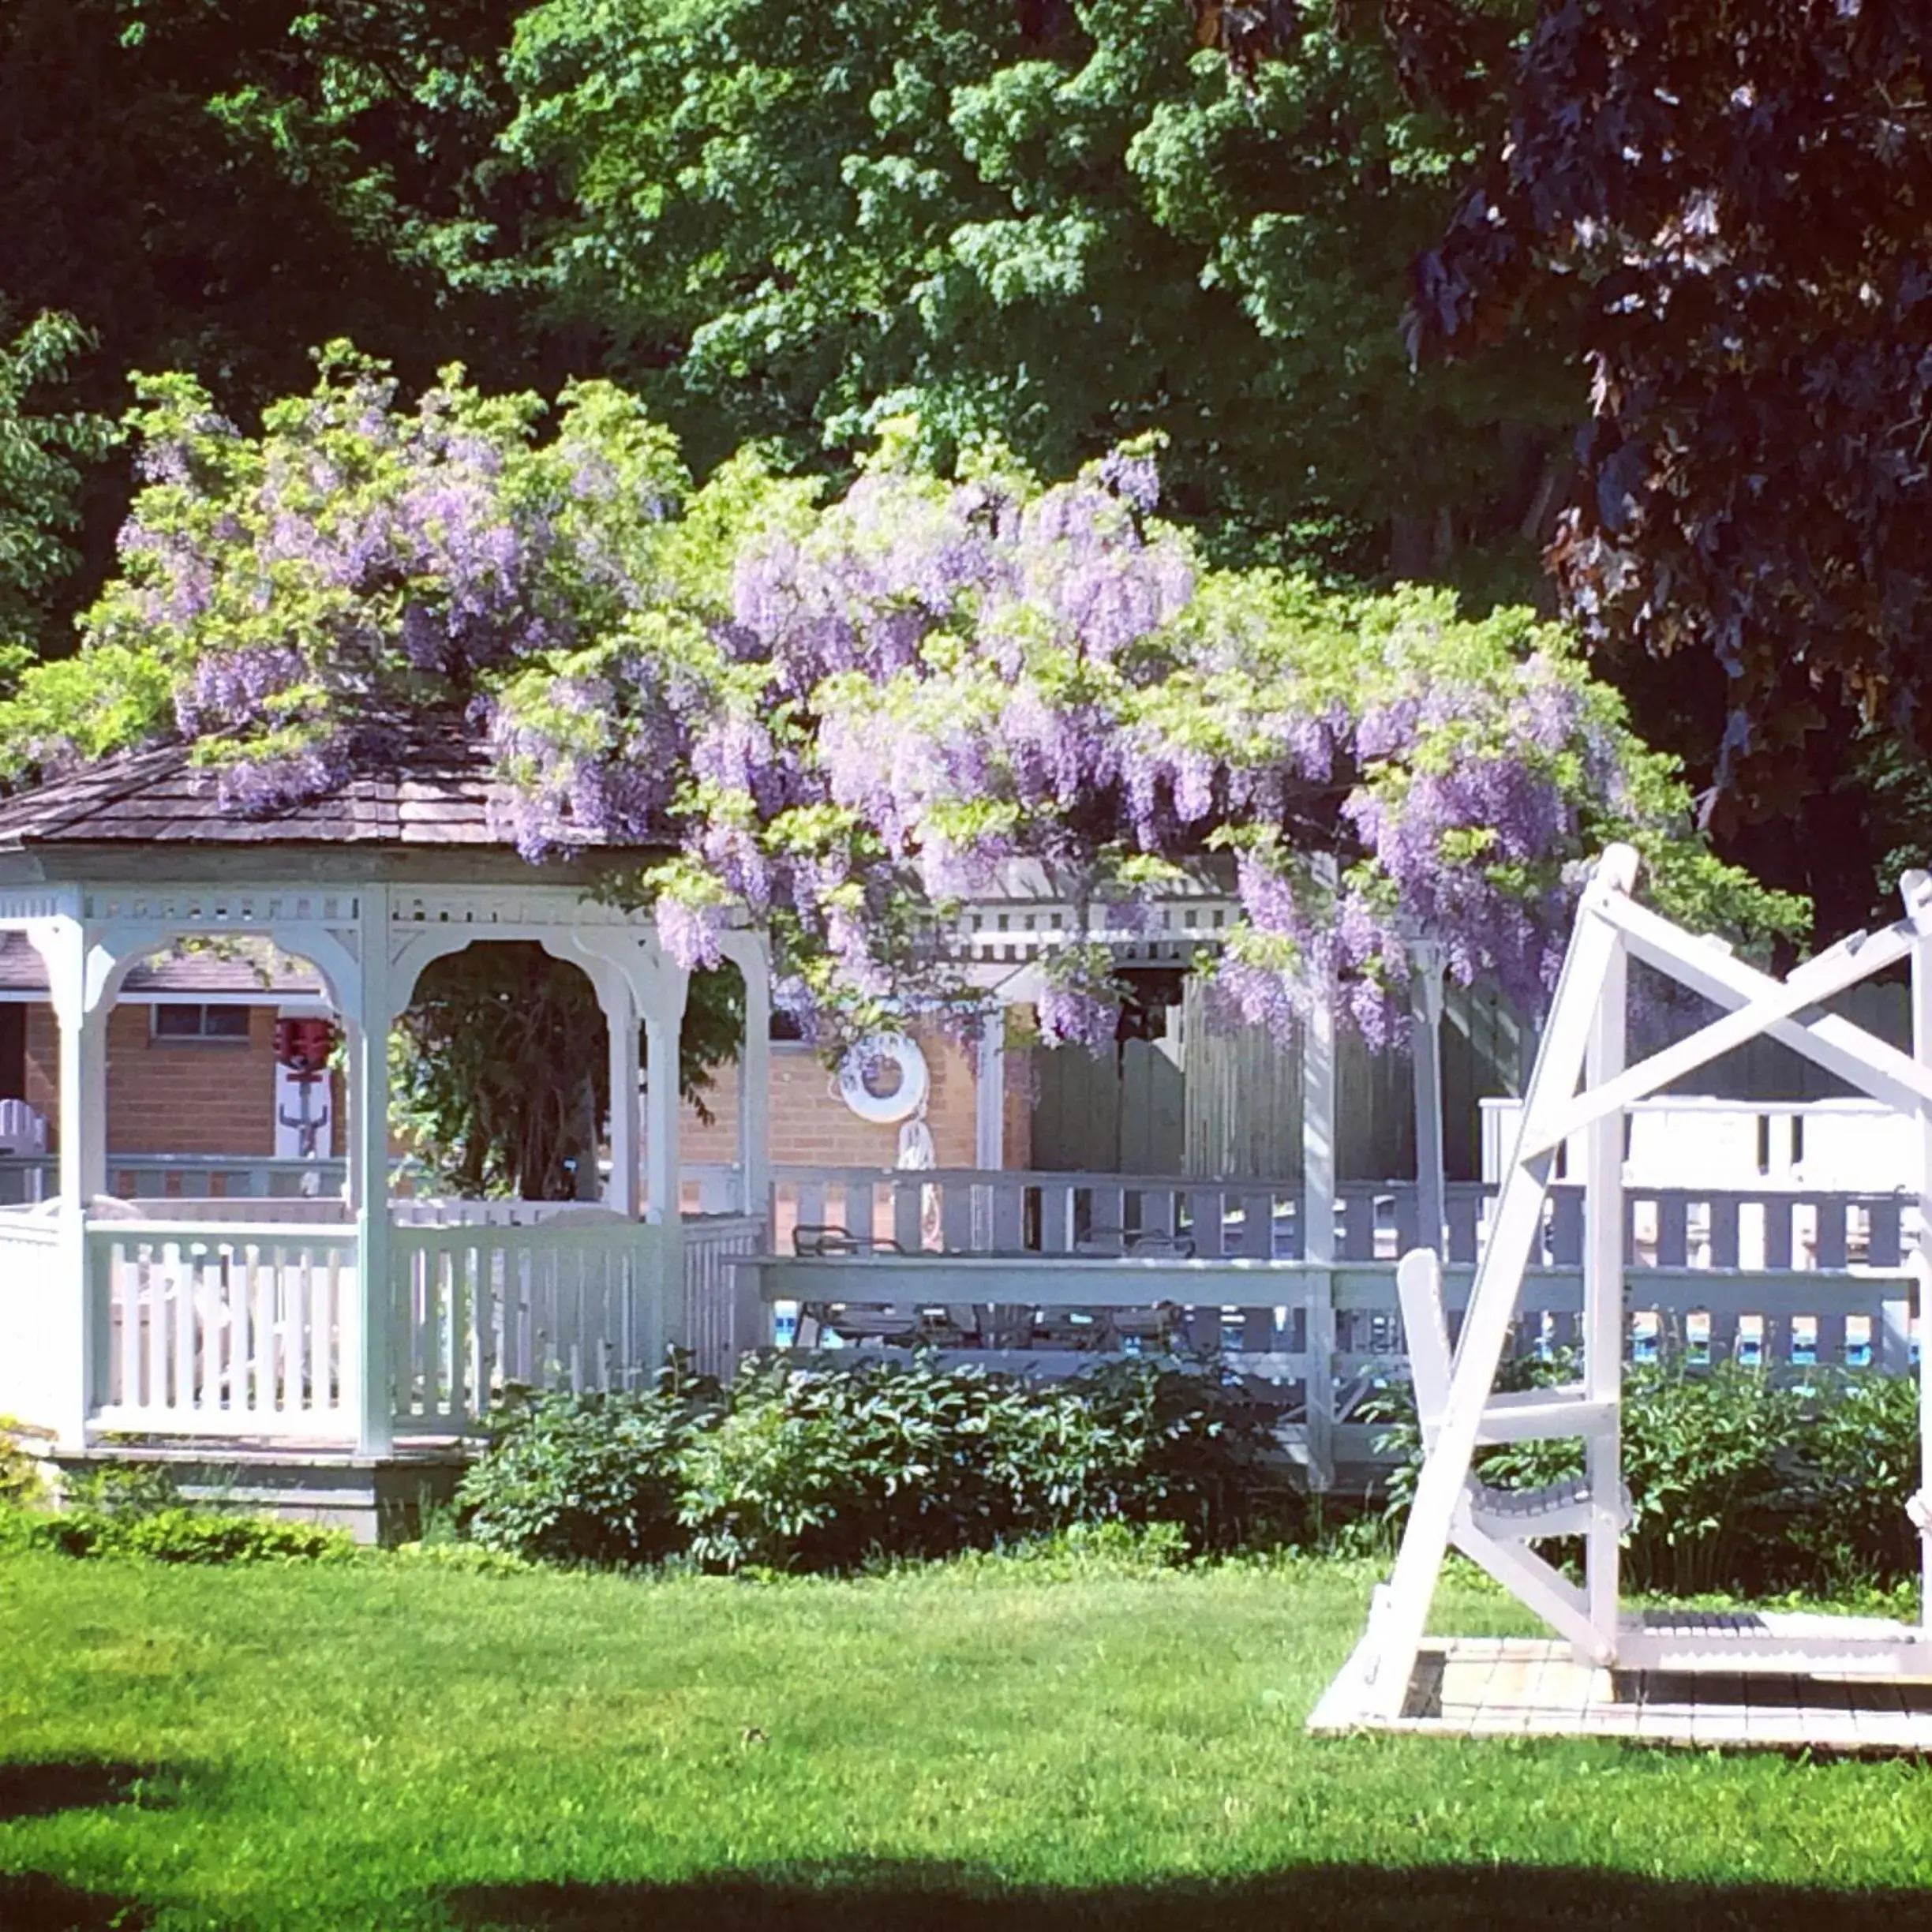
[6,354,1803,1050]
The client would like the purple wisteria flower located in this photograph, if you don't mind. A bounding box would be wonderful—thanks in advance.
[95,361,1705,1055]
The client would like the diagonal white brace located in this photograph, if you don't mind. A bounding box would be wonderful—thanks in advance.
[1527,920,1919,1155]
[1584,897,1932,1120]
[1354,848,1634,1720]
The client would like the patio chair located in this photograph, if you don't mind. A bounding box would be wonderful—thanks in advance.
[789,1225,977,1349]
[1030,1300,1181,1352]
[1041,1224,1189,1350]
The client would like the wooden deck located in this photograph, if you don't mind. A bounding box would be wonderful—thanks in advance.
[1310,1613,1932,1753]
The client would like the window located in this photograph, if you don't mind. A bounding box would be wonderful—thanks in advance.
[151,1003,251,1042]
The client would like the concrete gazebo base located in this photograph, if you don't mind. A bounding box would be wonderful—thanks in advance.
[47,1439,474,1545]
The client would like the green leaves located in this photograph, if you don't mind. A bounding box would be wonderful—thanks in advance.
[1375,1357,1923,1599]
[0,310,115,656]
[393,943,741,1200]
[461,1354,1279,1573]
[1389,0,1932,830]
[504,0,1575,583]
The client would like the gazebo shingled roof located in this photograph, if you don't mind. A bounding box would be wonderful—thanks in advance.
[0,731,533,851]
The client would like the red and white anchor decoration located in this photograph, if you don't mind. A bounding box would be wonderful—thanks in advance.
[273,1015,337,1160]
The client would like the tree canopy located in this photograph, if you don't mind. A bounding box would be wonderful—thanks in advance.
[0,310,115,665]
[0,0,538,412]
[1365,0,1932,842]
[2,0,1925,946]
[502,0,1578,590]
[1,350,1799,1054]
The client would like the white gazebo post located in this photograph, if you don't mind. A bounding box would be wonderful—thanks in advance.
[635,946,691,1370]
[722,930,773,1224]
[29,912,103,1447]
[605,968,642,1217]
[1408,940,1447,1259]
[350,883,395,1461]
[975,1002,1006,1171]
[1301,979,1338,1492]
[636,971,690,1226]
[567,950,641,1219]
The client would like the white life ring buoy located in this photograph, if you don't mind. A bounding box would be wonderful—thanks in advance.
[838,1032,930,1125]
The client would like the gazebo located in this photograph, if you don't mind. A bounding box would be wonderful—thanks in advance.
[0,733,775,1520]
[0,729,1485,1528]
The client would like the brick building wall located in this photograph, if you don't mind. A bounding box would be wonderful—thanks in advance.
[19,1004,1030,1176]
[22,1002,341,1157]
[680,1028,1031,1174]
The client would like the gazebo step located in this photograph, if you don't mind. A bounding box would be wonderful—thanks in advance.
[54,1440,473,1545]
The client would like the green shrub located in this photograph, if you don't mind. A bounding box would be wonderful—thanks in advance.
[455,1379,715,1566]
[0,1415,51,1510]
[1779,1368,1923,1591]
[681,1354,1279,1571]
[459,1355,1281,1574]
[62,1460,185,1517]
[1369,1354,1921,1597]
[8,1505,353,1563]
[934,1518,1196,1584]
[1618,1362,1806,1595]
[0,1458,354,1564]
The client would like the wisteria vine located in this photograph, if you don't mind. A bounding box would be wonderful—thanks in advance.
[9,352,1803,1050]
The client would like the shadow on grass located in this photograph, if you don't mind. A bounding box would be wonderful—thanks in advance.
[447,1859,1932,1932]
[0,1761,166,1823]
[0,1761,166,1931]
[0,1871,152,1931]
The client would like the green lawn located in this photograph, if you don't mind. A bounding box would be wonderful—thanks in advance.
[5,1550,1932,1931]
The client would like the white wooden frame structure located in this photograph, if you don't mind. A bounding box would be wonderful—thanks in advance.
[1317,844,1932,1727]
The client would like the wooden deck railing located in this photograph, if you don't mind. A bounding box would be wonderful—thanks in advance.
[682,1215,766,1380]
[718,1166,1926,1487]
[5,1159,1912,1466]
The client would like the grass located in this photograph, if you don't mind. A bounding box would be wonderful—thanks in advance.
[5,1548,1932,1930]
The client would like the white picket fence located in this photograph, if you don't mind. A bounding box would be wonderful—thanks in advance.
[57,1208,702,1441]
[389,1219,672,1432]
[682,1215,766,1380]
[724,1162,1931,1484]
[88,1222,356,1440]
[773,1164,1304,1259]
[0,1212,67,1425]
[1480,1094,1920,1192]
[769,1163,1916,1276]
